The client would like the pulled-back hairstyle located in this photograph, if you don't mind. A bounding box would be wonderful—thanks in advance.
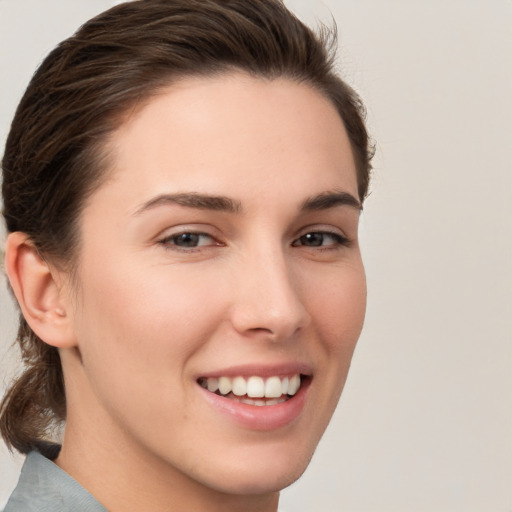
[1,0,373,454]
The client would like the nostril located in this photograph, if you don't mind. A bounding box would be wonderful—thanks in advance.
[248,326,274,334]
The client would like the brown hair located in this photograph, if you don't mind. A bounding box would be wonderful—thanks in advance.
[1,0,373,454]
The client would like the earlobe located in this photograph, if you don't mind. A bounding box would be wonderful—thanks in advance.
[5,232,77,348]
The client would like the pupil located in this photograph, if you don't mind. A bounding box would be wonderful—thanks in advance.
[302,233,323,246]
[176,233,199,247]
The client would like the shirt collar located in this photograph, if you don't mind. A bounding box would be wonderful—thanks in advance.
[5,450,107,512]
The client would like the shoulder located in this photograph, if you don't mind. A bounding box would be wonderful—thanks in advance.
[4,450,107,512]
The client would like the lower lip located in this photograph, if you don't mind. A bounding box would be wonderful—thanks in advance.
[199,379,310,431]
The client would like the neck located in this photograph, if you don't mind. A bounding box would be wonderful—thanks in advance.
[56,424,280,512]
[55,361,280,512]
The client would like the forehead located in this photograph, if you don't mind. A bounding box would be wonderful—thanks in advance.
[98,72,358,209]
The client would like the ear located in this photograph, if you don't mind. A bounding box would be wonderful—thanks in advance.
[5,232,77,348]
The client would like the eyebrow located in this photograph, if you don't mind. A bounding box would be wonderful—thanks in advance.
[134,189,361,216]
[300,190,362,212]
[134,192,242,215]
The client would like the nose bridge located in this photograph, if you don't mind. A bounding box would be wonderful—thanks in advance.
[230,239,310,339]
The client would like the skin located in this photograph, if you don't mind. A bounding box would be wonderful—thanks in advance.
[13,73,367,512]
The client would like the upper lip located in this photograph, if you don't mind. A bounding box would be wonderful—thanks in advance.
[196,362,313,380]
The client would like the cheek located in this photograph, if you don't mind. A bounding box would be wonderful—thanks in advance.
[307,262,367,351]
[72,260,225,387]
[68,261,230,441]
[78,256,217,334]
[308,264,366,424]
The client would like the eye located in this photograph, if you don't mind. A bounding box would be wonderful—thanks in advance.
[159,231,219,249]
[292,231,349,248]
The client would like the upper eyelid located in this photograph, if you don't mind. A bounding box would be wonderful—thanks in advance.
[159,231,218,243]
[160,229,213,238]
[155,224,220,240]
[293,231,349,243]
[293,224,349,239]
[157,232,223,253]
[154,223,352,243]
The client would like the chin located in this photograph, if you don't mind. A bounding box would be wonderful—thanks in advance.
[199,439,317,496]
[209,468,307,496]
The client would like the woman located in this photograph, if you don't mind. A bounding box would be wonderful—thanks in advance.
[1,0,372,510]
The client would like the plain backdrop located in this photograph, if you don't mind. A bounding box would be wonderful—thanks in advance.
[1,1,511,511]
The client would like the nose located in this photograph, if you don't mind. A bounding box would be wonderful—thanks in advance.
[229,248,311,341]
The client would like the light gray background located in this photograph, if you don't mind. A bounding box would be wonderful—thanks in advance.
[1,1,511,511]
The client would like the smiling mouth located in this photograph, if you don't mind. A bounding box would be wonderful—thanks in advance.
[197,374,304,406]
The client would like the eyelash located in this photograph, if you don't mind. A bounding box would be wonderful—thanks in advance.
[291,231,350,249]
[158,232,220,251]
[158,230,350,252]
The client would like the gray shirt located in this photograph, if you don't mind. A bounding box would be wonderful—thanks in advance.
[4,451,107,512]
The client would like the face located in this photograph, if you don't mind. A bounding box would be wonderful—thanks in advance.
[61,73,366,499]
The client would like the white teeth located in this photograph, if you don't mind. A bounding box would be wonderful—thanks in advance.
[201,374,302,399]
[281,377,289,395]
[288,374,301,395]
[218,376,231,395]
[232,376,247,396]
[247,376,265,398]
[265,397,286,405]
[265,376,283,398]
[232,396,288,406]
[207,377,218,393]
